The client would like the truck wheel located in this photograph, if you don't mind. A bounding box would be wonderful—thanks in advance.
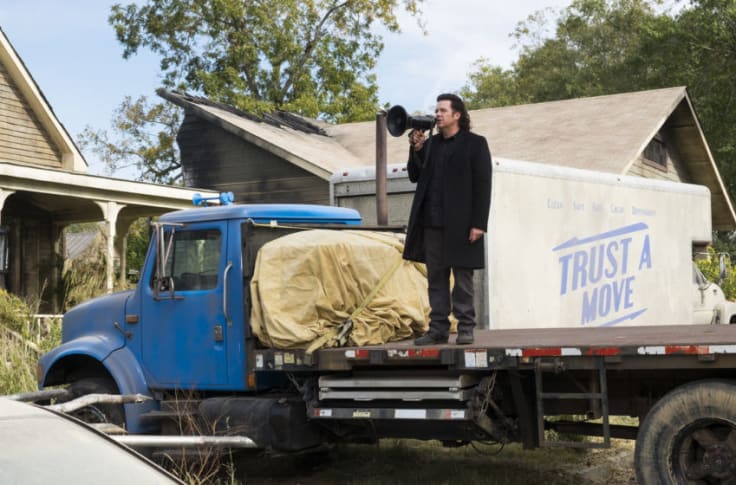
[635,379,736,484]
[67,377,126,428]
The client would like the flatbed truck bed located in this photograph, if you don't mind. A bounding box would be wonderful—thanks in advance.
[255,323,736,372]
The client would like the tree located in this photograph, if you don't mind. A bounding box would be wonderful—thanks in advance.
[459,61,527,109]
[109,0,424,122]
[78,96,182,185]
[462,0,673,107]
[459,0,736,199]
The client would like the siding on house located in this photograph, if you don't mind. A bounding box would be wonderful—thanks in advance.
[0,63,61,167]
[178,113,329,204]
[626,128,691,183]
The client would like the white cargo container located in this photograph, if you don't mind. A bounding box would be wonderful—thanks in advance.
[331,157,736,329]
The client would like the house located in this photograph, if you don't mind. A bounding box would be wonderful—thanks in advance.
[160,87,736,230]
[0,27,217,311]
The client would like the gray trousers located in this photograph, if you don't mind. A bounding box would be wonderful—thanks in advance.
[423,227,475,337]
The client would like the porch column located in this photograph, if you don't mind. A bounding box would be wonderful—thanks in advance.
[0,189,15,291]
[94,201,125,293]
[115,216,136,288]
[50,222,64,312]
[0,188,14,214]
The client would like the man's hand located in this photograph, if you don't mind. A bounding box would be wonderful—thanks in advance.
[409,129,427,151]
[468,227,485,243]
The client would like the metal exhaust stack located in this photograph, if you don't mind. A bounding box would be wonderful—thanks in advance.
[376,110,388,226]
[112,435,258,449]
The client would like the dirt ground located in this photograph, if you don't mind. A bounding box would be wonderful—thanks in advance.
[232,438,637,485]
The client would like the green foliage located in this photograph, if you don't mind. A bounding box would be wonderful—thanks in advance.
[126,218,151,275]
[78,96,182,184]
[109,0,423,122]
[88,0,423,183]
[60,226,108,310]
[460,0,736,197]
[0,289,61,394]
[694,247,736,301]
[0,288,33,336]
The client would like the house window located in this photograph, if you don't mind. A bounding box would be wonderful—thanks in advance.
[643,135,667,168]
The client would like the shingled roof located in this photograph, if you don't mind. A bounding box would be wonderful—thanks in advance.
[0,26,86,171]
[160,87,736,230]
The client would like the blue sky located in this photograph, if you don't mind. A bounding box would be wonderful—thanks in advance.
[0,0,573,176]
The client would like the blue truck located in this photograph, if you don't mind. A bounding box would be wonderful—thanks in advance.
[37,201,736,484]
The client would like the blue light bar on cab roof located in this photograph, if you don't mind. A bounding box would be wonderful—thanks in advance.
[159,204,362,225]
[192,192,235,206]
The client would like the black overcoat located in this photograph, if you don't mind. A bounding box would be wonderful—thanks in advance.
[402,130,492,269]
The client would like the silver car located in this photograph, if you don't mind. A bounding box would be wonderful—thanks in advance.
[0,398,182,484]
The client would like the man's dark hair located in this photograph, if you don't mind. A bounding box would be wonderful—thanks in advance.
[437,93,471,131]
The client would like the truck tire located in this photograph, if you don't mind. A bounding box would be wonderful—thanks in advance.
[635,379,736,484]
[67,377,126,428]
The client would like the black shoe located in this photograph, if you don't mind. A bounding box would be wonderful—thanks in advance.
[414,333,448,346]
[455,332,474,345]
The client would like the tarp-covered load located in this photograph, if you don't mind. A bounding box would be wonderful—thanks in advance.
[250,229,429,350]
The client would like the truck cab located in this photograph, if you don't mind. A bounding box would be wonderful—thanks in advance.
[692,261,736,324]
[37,203,361,432]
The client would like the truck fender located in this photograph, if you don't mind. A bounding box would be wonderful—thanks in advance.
[717,301,736,324]
[39,334,123,387]
[39,338,158,433]
[103,347,158,433]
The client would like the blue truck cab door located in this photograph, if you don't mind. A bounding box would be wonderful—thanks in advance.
[139,220,230,389]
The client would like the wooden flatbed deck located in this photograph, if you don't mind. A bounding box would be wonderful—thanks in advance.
[377,323,736,349]
[254,324,736,372]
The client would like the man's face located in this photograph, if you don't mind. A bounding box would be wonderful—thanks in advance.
[435,100,460,130]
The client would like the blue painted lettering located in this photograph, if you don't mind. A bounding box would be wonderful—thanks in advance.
[572,251,588,291]
[605,241,618,278]
[579,276,636,324]
[639,235,652,270]
[598,284,612,317]
[589,244,604,284]
[620,238,632,274]
[624,276,634,308]
[559,253,573,295]
[581,288,598,324]
[558,237,633,294]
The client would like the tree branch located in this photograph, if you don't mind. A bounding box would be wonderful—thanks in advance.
[280,0,352,102]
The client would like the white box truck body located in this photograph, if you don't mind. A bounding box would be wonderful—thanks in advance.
[330,157,736,329]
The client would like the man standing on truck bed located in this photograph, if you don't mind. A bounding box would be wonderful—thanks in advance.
[403,93,492,345]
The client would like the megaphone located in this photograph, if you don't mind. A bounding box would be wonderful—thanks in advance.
[386,105,435,137]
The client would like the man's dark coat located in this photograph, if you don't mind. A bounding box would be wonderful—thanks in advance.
[402,129,492,269]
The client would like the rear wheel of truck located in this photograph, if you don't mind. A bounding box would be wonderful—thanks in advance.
[67,377,126,428]
[635,379,736,484]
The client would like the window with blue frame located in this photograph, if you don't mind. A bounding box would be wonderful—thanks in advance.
[159,229,222,291]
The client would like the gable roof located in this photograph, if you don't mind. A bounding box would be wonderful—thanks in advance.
[159,90,362,180]
[159,87,736,230]
[0,26,86,171]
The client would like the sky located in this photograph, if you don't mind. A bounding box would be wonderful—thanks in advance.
[0,0,573,177]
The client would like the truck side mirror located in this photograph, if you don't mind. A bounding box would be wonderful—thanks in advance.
[150,221,184,300]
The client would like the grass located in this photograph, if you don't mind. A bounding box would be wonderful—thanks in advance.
[0,288,61,395]
[230,438,635,485]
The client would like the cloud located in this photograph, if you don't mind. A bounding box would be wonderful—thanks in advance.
[375,0,571,110]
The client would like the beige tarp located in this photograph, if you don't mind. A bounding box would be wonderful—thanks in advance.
[250,229,429,350]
